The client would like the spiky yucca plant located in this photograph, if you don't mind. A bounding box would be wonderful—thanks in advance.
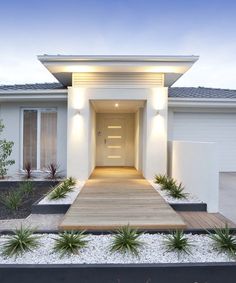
[53,231,88,257]
[164,230,192,258]
[208,223,236,257]
[49,183,70,200]
[24,162,32,179]
[64,177,77,187]
[47,163,60,179]
[167,183,188,199]
[110,225,144,256]
[154,174,169,185]
[49,178,76,200]
[1,226,40,258]
[1,190,23,211]
[160,178,177,191]
[19,180,34,196]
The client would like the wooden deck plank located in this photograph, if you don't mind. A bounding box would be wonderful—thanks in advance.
[178,212,236,229]
[59,167,236,231]
[59,167,186,231]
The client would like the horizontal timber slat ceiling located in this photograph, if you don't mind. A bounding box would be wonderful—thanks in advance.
[72,72,164,87]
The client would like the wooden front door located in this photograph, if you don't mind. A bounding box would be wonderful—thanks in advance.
[96,113,134,167]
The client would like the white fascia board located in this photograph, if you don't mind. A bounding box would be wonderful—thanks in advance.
[0,90,67,101]
[168,97,236,108]
[38,55,199,63]
[0,89,67,95]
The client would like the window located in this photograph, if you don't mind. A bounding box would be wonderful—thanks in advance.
[22,109,57,170]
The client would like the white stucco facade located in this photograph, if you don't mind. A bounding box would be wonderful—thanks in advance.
[66,85,168,180]
[0,55,223,213]
[0,101,67,176]
[0,54,227,213]
[171,141,219,212]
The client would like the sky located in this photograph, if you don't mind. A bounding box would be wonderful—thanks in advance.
[0,0,236,88]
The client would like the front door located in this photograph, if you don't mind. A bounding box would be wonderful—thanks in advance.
[103,117,126,166]
[96,113,135,167]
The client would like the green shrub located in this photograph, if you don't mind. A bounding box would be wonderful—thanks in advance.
[49,184,69,200]
[64,177,77,187]
[1,226,40,258]
[61,182,74,193]
[167,183,188,199]
[53,231,88,257]
[208,223,236,257]
[49,179,75,200]
[154,174,169,185]
[110,225,144,256]
[1,190,23,211]
[161,178,177,191]
[0,120,15,179]
[164,230,192,258]
[19,180,34,196]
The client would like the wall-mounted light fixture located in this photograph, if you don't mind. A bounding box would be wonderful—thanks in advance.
[75,109,81,115]
[156,110,160,115]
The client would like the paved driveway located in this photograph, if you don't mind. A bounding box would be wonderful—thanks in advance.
[220,173,236,224]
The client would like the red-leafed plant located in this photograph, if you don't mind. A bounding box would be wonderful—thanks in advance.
[24,162,32,179]
[47,163,60,179]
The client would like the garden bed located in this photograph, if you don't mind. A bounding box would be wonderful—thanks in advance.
[0,233,234,264]
[0,262,236,283]
[31,181,84,214]
[38,181,84,205]
[0,181,58,219]
[150,181,204,204]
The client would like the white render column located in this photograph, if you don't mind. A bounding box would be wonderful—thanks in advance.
[142,87,168,179]
[67,87,91,180]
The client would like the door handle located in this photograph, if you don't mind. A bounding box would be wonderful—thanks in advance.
[104,139,107,144]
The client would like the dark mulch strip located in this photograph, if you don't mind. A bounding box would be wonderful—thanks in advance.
[0,181,58,220]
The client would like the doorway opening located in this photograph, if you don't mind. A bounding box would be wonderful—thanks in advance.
[90,100,145,172]
[96,113,134,166]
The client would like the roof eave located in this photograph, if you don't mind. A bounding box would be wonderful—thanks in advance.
[0,89,67,95]
[37,55,199,63]
[168,97,236,108]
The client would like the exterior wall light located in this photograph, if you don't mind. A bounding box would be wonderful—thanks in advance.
[75,109,81,115]
[156,110,160,115]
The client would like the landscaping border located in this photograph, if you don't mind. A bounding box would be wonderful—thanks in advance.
[1,228,236,235]
[170,202,207,211]
[31,202,70,214]
[0,180,59,189]
[0,262,236,283]
[31,201,207,215]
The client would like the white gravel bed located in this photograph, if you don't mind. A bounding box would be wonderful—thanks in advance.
[149,181,203,204]
[38,181,85,205]
[0,233,234,264]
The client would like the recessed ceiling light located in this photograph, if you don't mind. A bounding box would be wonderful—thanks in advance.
[115,103,119,108]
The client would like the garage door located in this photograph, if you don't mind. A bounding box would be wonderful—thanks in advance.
[172,112,236,172]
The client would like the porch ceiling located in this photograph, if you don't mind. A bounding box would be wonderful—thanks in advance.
[91,99,145,113]
[38,55,199,87]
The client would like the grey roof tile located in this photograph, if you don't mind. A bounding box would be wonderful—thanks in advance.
[0,82,65,91]
[0,83,236,99]
[168,87,236,99]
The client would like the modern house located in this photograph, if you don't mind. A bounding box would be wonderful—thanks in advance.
[1,55,236,212]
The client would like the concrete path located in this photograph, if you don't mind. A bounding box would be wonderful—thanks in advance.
[0,214,64,231]
[59,167,186,231]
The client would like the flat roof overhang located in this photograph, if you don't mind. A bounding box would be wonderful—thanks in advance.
[38,55,199,87]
